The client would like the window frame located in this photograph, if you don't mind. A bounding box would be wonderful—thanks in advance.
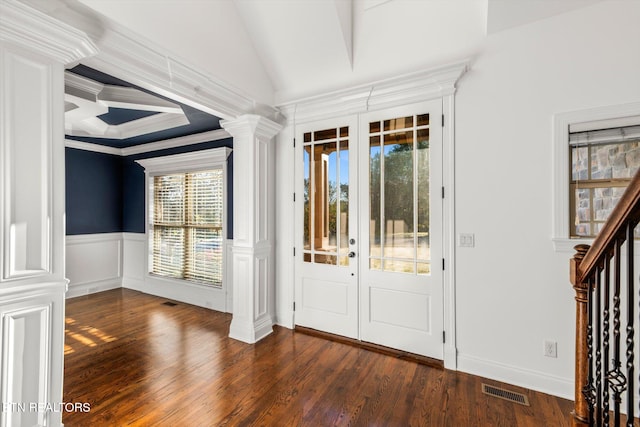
[552,102,640,252]
[136,147,232,287]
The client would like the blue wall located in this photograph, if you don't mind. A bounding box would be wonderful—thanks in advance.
[66,138,234,238]
[66,148,123,235]
[122,139,234,236]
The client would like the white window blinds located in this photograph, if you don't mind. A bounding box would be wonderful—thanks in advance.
[152,169,224,286]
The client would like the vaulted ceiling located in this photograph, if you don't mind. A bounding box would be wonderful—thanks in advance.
[75,0,602,106]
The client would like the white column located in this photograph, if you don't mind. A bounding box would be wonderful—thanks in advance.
[0,1,97,426]
[221,115,282,343]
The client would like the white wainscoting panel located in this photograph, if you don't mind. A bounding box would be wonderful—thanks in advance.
[65,233,123,298]
[121,233,231,313]
[0,282,66,427]
[122,232,146,286]
[226,239,233,313]
[1,49,53,281]
[1,300,50,427]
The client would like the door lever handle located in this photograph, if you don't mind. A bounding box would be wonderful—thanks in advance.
[348,251,356,258]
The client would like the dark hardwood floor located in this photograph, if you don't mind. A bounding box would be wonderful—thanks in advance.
[63,288,573,426]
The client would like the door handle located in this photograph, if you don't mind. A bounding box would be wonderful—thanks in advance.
[348,251,356,258]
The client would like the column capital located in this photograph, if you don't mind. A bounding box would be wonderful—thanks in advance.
[221,114,282,141]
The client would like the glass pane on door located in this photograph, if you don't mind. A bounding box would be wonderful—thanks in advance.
[369,113,431,274]
[302,126,349,266]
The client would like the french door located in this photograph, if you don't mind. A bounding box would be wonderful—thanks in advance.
[294,116,359,338]
[359,101,443,358]
[294,100,444,359]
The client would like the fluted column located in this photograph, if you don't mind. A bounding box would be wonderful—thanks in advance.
[221,114,282,343]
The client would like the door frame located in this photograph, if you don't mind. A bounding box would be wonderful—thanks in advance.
[287,89,461,368]
[280,63,466,369]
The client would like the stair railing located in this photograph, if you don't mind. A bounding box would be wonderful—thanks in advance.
[570,170,640,426]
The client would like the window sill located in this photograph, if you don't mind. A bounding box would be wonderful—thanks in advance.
[147,273,224,291]
[553,237,640,254]
[552,237,594,253]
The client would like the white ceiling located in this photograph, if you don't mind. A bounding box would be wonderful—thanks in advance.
[76,0,602,105]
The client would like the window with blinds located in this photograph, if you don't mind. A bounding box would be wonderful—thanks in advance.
[151,169,224,286]
[570,124,640,237]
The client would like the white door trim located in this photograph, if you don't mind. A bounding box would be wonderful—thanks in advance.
[280,61,467,368]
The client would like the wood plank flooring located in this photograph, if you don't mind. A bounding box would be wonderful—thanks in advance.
[63,289,574,426]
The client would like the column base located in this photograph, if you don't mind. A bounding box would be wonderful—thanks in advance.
[229,315,274,344]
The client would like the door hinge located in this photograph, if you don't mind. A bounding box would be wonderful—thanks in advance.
[441,186,445,199]
[293,302,296,311]
[442,258,445,270]
[293,247,296,257]
[441,114,444,127]
[443,331,446,343]
[293,192,296,202]
[293,138,296,148]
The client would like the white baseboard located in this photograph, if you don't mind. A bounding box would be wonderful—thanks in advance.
[66,279,122,299]
[275,309,294,329]
[123,276,227,312]
[457,353,573,400]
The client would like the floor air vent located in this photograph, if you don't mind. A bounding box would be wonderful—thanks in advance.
[162,301,178,307]
[481,384,530,406]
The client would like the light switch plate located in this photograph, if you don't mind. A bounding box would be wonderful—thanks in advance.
[458,233,475,247]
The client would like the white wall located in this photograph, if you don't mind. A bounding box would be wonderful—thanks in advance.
[454,0,640,398]
[271,0,640,401]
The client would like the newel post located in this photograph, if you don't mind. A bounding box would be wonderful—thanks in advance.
[570,244,591,426]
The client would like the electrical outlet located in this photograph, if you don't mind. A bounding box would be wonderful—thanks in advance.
[544,341,557,358]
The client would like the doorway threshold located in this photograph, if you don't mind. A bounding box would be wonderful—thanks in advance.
[295,326,444,369]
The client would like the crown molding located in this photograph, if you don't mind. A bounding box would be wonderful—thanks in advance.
[65,129,231,157]
[66,112,189,140]
[65,71,103,98]
[98,85,182,114]
[135,146,232,174]
[278,59,469,124]
[121,129,231,156]
[65,139,121,156]
[19,0,277,121]
[0,0,97,64]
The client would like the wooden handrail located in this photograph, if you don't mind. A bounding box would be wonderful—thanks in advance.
[570,167,640,426]
[577,169,640,283]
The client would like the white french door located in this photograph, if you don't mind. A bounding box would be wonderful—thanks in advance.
[294,100,444,359]
[294,116,359,338]
[359,100,443,358]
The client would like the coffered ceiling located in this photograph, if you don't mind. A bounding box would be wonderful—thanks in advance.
[65,65,223,148]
